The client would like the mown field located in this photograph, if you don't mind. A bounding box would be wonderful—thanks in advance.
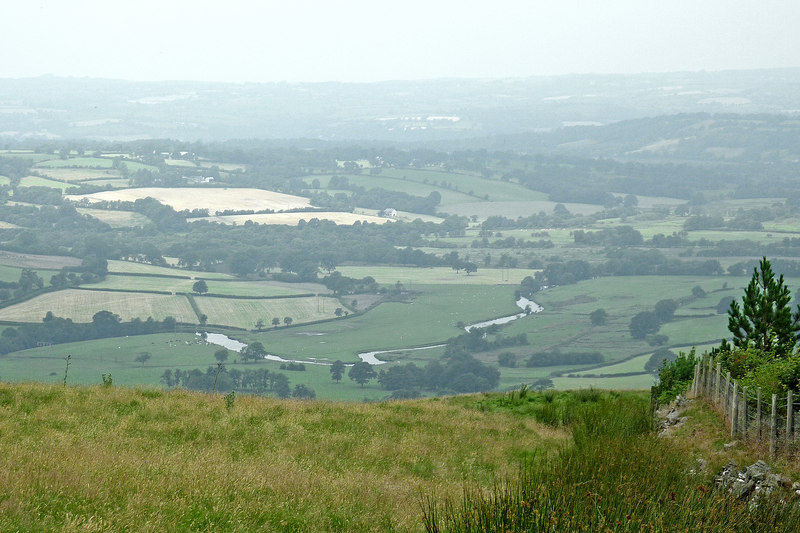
[106,260,231,278]
[0,289,198,324]
[196,295,341,329]
[66,187,312,213]
[75,208,150,227]
[90,275,314,297]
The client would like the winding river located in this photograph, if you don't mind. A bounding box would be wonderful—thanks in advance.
[200,296,542,366]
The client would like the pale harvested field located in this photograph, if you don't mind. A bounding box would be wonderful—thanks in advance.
[197,161,247,171]
[355,208,444,223]
[36,168,121,182]
[164,159,197,167]
[0,289,197,323]
[77,208,150,228]
[92,275,312,297]
[66,187,311,213]
[196,295,340,329]
[196,211,390,226]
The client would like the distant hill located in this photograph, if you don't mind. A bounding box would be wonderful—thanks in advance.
[1,69,799,142]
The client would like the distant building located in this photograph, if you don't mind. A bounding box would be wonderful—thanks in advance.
[380,208,397,218]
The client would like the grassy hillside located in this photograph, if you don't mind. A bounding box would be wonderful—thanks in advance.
[2,383,799,531]
[0,382,564,532]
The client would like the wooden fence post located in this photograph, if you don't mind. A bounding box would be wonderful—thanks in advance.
[716,362,723,406]
[724,372,732,420]
[770,394,777,458]
[787,390,794,449]
[731,381,739,437]
[742,386,748,437]
[708,357,714,396]
[693,363,700,396]
[756,388,762,438]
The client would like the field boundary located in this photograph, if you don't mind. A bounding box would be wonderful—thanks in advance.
[105,271,192,280]
[693,355,800,458]
[0,286,59,311]
[184,294,203,323]
[76,287,174,296]
[187,292,316,300]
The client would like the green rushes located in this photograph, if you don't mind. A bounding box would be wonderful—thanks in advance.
[424,390,800,532]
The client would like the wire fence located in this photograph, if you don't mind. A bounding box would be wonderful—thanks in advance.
[692,356,800,458]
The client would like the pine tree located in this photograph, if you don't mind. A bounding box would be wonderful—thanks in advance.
[728,257,800,356]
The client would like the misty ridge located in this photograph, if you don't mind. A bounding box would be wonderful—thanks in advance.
[2,68,800,143]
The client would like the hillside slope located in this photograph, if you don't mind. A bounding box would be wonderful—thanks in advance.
[0,383,563,532]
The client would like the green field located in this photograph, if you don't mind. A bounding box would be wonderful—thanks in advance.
[336,265,533,286]
[377,167,551,202]
[18,175,78,191]
[551,373,656,389]
[572,353,652,375]
[0,333,406,401]
[444,199,604,218]
[0,151,54,162]
[496,276,748,370]
[318,173,477,206]
[241,284,521,362]
[0,265,23,283]
[0,333,216,386]
[35,167,122,182]
[34,157,114,168]
[119,161,160,173]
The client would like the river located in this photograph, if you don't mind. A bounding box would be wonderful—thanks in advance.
[200,296,542,366]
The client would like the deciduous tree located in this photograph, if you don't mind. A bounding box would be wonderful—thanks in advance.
[348,361,376,387]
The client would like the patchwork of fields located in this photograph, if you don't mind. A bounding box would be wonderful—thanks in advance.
[1,146,797,400]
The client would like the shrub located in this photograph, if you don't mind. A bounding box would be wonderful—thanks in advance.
[652,348,698,404]
[497,352,517,368]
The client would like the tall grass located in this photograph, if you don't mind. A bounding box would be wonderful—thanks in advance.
[425,390,800,532]
[0,382,565,532]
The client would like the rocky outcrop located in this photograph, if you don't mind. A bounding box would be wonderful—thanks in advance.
[714,460,795,501]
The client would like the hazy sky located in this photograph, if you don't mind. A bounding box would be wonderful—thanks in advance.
[3,0,799,83]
